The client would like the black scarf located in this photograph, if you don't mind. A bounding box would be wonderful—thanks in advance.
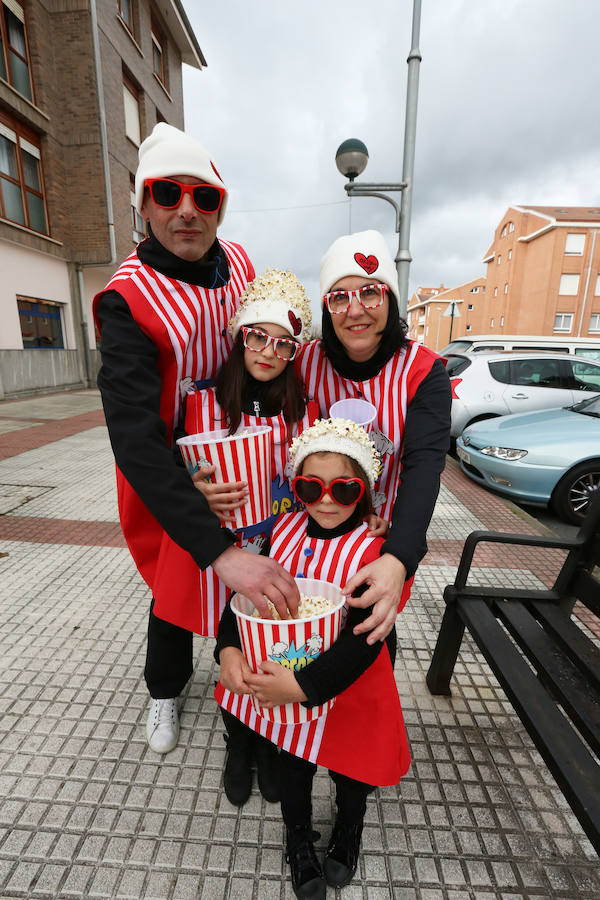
[137,225,230,288]
[306,505,363,539]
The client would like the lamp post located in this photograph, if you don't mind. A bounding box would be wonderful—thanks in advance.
[334,0,422,320]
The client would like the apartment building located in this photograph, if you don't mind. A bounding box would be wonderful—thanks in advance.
[412,205,600,352]
[406,278,485,351]
[0,0,204,399]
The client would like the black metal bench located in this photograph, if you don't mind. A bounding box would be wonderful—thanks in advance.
[426,496,600,855]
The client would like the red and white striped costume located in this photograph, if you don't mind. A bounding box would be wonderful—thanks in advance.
[152,391,319,636]
[297,339,440,522]
[215,511,411,786]
[92,240,254,592]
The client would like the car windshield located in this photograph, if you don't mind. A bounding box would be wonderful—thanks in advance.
[567,393,600,417]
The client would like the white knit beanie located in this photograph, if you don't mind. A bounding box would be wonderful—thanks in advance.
[319,230,399,303]
[289,418,382,491]
[135,123,228,224]
[229,269,312,344]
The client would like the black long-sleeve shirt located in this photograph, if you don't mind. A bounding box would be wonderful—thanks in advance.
[95,233,237,570]
[215,508,397,708]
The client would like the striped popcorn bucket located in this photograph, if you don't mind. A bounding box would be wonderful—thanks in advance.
[177,425,273,530]
[231,578,346,724]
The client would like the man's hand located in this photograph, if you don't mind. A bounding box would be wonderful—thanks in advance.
[191,465,247,524]
[218,647,253,695]
[245,660,307,708]
[212,545,300,620]
[342,554,407,645]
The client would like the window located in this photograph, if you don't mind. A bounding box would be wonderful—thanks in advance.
[123,73,141,145]
[117,0,134,35]
[504,283,508,294]
[559,274,580,295]
[589,314,600,333]
[511,357,563,389]
[18,297,64,348]
[554,313,573,332]
[490,318,495,328]
[508,249,512,260]
[569,359,600,392]
[467,304,473,311]
[501,225,507,237]
[0,0,33,100]
[466,324,471,331]
[470,286,479,293]
[130,176,145,243]
[0,119,48,233]
[493,287,498,297]
[565,233,585,255]
[501,316,504,326]
[509,222,514,233]
[595,275,600,296]
[497,254,501,265]
[151,22,166,86]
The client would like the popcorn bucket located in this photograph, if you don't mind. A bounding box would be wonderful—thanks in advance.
[329,398,377,432]
[177,426,272,530]
[231,578,346,724]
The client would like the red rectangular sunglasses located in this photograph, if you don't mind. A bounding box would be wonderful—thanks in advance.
[145,178,225,214]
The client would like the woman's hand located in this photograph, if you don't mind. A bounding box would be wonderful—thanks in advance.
[342,553,407,644]
[366,514,389,537]
[191,465,248,524]
[218,647,253,695]
[245,661,307,708]
[212,546,300,621]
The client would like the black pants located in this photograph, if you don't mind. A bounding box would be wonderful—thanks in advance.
[144,598,194,698]
[280,748,374,828]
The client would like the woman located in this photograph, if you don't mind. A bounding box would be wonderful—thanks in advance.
[297,230,452,643]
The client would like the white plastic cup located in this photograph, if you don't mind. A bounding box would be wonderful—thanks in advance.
[231,577,346,724]
[177,425,272,530]
[329,398,377,431]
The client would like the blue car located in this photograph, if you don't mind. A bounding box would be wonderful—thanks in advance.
[456,393,600,524]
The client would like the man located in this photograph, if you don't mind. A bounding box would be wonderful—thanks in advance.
[93,124,298,765]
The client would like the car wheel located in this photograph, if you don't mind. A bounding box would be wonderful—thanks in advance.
[552,460,600,525]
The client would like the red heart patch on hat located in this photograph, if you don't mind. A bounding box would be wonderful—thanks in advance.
[288,310,302,336]
[354,253,379,275]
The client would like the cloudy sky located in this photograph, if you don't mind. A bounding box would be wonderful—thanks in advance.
[180,0,600,324]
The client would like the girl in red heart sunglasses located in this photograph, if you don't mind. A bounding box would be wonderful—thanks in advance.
[215,419,409,898]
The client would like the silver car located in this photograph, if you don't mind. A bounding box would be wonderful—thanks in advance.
[446,351,600,438]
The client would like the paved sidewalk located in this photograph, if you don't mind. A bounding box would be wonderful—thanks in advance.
[0,390,598,900]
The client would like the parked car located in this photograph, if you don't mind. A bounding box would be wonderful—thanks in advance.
[441,334,600,360]
[446,351,600,438]
[456,393,600,524]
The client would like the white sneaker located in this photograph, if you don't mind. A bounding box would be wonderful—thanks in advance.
[146,697,179,754]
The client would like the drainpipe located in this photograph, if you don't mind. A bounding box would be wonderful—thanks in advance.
[577,229,597,337]
[74,0,118,386]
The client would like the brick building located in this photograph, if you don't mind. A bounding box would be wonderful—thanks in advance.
[408,205,600,350]
[406,279,485,351]
[0,0,204,399]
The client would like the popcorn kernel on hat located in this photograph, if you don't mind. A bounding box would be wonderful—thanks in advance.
[320,230,399,304]
[135,123,228,224]
[229,269,313,344]
[289,418,382,490]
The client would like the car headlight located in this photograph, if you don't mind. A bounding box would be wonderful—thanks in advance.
[480,446,528,460]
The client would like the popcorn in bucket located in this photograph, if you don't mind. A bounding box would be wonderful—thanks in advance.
[231,577,346,724]
[177,425,272,530]
[329,398,377,431]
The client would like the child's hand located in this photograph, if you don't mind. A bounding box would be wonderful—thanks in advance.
[218,647,253,694]
[366,514,388,537]
[245,661,307,708]
[192,466,248,524]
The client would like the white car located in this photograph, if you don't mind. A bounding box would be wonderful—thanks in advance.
[446,351,600,438]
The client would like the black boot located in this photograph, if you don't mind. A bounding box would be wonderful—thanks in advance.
[323,821,363,887]
[222,731,252,806]
[254,733,281,802]
[286,826,326,900]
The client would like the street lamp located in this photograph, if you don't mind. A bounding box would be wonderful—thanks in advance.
[333,0,422,321]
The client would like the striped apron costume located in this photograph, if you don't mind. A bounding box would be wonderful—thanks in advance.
[92,239,254,594]
[215,511,411,786]
[152,390,319,636]
[297,338,442,605]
